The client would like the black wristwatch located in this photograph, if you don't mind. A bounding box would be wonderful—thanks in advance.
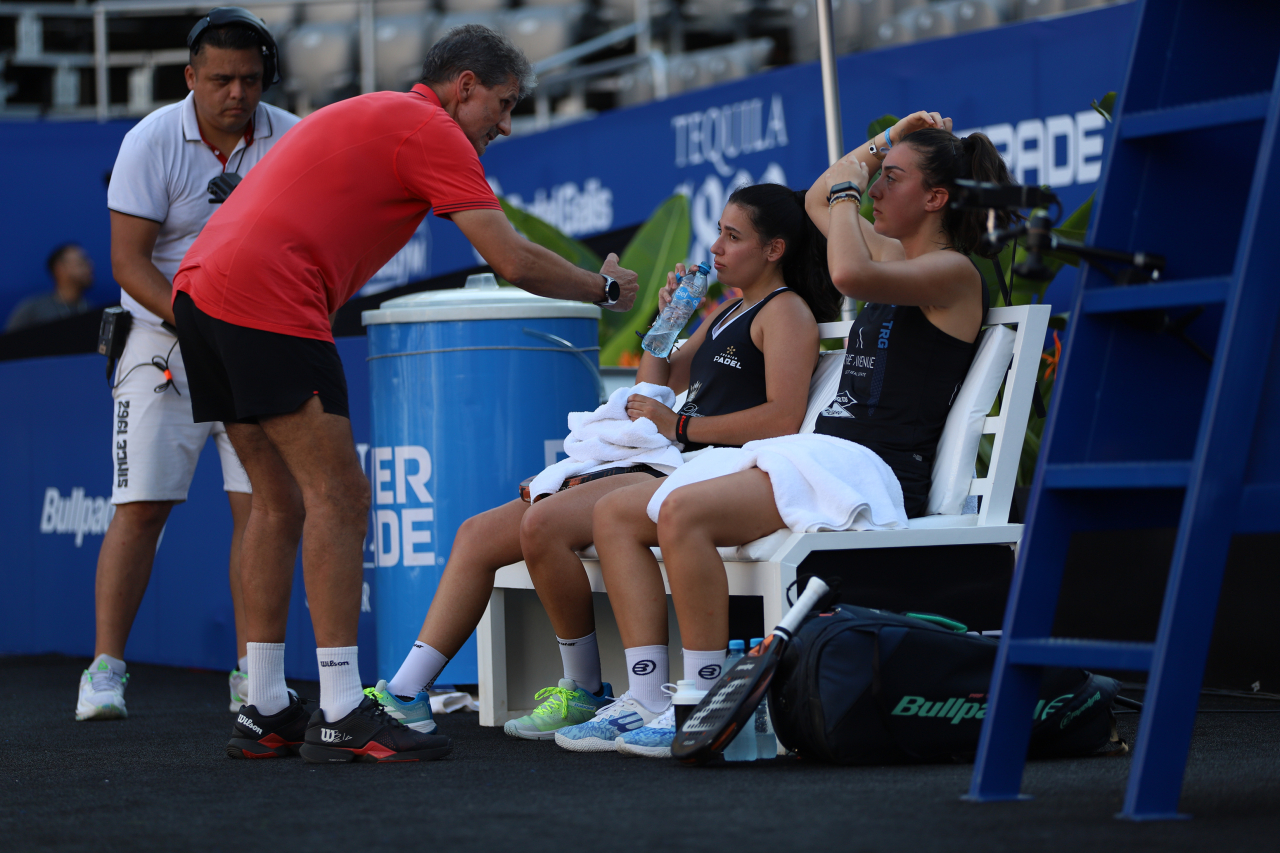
[827,180,861,203]
[595,274,620,306]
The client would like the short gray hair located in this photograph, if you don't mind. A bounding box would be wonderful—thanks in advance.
[420,25,536,100]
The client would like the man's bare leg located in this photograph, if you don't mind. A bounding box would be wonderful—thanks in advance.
[227,490,251,663]
[253,398,368,651]
[93,500,175,660]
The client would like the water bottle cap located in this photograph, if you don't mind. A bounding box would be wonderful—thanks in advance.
[750,638,764,648]
[697,261,711,274]
[729,639,745,651]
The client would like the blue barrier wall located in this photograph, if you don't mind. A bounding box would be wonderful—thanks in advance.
[0,339,378,682]
[0,4,1137,323]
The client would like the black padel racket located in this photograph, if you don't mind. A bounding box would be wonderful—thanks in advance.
[671,576,830,765]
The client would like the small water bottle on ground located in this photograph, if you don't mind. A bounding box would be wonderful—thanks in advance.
[722,640,756,761]
[671,679,707,733]
[749,638,777,759]
[641,261,712,359]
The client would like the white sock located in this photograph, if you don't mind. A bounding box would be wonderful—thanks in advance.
[388,641,449,698]
[238,655,248,674]
[92,653,126,678]
[683,648,727,693]
[317,646,363,723]
[557,632,602,694]
[247,642,287,716]
[624,645,669,712]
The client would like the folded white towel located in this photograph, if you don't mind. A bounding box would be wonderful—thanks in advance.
[528,383,685,501]
[646,433,908,533]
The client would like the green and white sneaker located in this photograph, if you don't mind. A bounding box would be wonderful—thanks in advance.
[75,658,129,721]
[503,679,614,741]
[229,669,249,712]
[363,679,437,733]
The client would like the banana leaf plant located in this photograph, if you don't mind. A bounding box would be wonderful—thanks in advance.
[498,194,691,366]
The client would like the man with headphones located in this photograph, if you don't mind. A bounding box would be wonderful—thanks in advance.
[76,8,300,722]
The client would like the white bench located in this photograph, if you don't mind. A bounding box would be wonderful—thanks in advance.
[476,304,1052,725]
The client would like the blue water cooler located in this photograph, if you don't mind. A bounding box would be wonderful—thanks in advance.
[362,275,601,684]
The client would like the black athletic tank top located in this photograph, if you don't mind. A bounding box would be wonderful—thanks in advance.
[678,288,789,451]
[815,266,988,517]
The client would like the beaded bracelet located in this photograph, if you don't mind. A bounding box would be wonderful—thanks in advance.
[829,192,862,208]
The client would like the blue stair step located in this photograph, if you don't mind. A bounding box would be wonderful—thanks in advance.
[1121,93,1271,139]
[1042,462,1192,489]
[1081,278,1231,314]
[1005,639,1155,671]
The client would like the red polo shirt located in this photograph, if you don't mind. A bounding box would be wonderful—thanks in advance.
[174,85,501,342]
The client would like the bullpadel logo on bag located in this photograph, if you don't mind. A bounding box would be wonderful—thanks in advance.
[890,693,1082,725]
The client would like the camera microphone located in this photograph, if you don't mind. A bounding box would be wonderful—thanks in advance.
[951,179,1059,211]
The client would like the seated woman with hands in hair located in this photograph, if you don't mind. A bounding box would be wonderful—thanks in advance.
[584,112,1018,758]
[366,183,839,744]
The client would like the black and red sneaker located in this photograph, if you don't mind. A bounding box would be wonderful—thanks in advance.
[300,696,452,763]
[226,693,311,759]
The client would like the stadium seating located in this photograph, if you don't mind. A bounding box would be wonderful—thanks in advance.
[284,21,358,106]
[302,1,360,24]
[374,13,437,92]
[500,5,585,65]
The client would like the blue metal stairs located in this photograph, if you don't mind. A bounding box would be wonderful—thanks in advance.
[966,0,1280,820]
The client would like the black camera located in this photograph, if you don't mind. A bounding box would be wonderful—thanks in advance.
[207,172,243,204]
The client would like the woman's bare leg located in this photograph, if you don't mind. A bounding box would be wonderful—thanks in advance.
[416,498,528,656]
[519,472,660,641]
[593,478,668,648]
[657,469,786,651]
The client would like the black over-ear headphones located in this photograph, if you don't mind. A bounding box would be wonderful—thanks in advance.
[187,7,280,91]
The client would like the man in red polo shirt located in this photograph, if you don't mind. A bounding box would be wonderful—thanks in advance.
[173,24,638,764]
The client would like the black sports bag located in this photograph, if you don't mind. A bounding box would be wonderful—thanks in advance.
[767,604,1126,765]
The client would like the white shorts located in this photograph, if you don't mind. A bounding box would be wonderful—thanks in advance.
[110,322,251,504]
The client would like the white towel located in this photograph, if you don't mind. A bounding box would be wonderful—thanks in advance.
[528,383,685,501]
[646,433,908,533]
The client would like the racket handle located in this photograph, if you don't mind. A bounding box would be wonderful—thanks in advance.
[774,576,830,638]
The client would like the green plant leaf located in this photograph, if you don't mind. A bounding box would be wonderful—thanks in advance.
[599,195,691,366]
[1091,91,1117,123]
[498,196,602,272]
[866,113,898,142]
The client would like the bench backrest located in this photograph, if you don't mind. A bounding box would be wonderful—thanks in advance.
[811,303,1051,526]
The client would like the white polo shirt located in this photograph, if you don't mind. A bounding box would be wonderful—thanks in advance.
[107,91,300,333]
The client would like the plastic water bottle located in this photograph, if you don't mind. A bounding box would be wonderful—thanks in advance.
[749,637,777,759]
[722,640,756,762]
[641,261,712,358]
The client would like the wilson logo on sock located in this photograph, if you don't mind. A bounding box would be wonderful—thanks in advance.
[631,660,656,676]
[237,714,263,735]
[697,665,722,681]
[319,660,350,667]
[320,728,352,743]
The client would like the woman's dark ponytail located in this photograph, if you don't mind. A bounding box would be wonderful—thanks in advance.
[725,183,841,322]
[900,128,1022,258]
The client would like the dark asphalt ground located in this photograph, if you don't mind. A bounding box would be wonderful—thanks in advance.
[3,654,1278,852]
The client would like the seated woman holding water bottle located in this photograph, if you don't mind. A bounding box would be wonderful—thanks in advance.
[578,112,1016,758]
[365,183,841,741]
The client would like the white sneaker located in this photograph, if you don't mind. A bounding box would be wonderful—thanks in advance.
[615,686,678,758]
[553,691,661,753]
[75,659,129,721]
[229,669,249,712]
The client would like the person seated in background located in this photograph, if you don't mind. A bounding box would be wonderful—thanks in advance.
[4,243,94,333]
[586,112,1018,758]
[367,183,840,745]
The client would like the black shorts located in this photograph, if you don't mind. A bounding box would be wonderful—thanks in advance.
[173,291,349,424]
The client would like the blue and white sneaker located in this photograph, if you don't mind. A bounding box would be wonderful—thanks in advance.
[363,680,437,733]
[553,691,661,753]
[616,686,677,758]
